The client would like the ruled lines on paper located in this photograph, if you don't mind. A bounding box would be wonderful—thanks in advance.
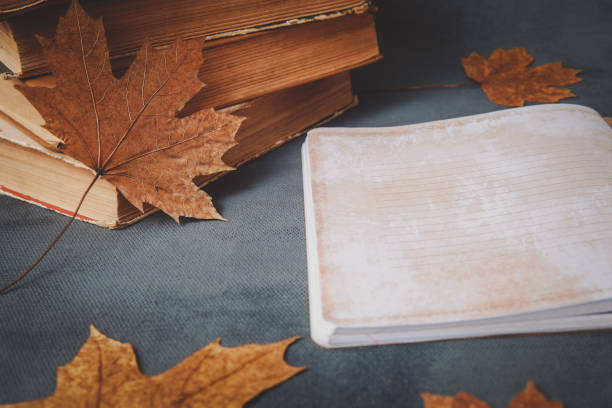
[350,129,608,262]
[308,106,612,323]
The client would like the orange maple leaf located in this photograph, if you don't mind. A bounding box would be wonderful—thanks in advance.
[1,326,303,407]
[604,117,612,128]
[507,381,564,408]
[421,381,564,408]
[422,391,490,408]
[16,0,243,222]
[461,47,582,107]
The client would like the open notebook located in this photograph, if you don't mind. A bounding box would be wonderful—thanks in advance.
[302,104,612,348]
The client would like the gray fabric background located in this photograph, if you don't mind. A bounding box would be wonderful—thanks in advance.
[1,0,612,405]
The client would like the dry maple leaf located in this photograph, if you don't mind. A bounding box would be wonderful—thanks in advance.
[461,47,582,107]
[506,381,563,408]
[1,325,303,407]
[0,0,244,294]
[422,381,564,408]
[422,391,490,408]
[604,117,612,128]
[17,0,243,222]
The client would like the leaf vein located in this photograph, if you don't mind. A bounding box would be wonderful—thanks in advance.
[74,5,102,169]
[141,45,148,108]
[90,54,107,86]
[104,111,215,172]
[101,48,189,170]
[176,347,279,406]
[84,24,101,58]
[95,84,111,105]
[125,70,133,122]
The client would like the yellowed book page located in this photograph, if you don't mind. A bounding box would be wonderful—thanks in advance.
[0,121,119,224]
[307,104,612,327]
[0,77,60,148]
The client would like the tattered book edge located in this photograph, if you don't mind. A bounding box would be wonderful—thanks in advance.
[3,2,374,77]
[1,96,359,229]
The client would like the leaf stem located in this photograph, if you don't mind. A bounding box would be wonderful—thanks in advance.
[0,172,100,294]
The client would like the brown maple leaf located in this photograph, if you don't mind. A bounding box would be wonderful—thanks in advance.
[422,391,490,408]
[17,0,243,222]
[461,47,582,107]
[421,381,564,408]
[0,0,244,294]
[1,326,303,407]
[507,381,564,408]
[604,117,612,128]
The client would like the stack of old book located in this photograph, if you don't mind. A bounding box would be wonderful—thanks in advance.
[0,0,380,227]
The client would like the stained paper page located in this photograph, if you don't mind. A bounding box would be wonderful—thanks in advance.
[306,105,612,326]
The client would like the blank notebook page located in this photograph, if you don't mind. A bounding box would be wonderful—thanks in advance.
[305,105,612,327]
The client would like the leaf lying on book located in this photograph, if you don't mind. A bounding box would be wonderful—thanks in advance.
[604,117,612,127]
[461,47,581,107]
[2,326,303,407]
[421,381,563,408]
[16,0,243,222]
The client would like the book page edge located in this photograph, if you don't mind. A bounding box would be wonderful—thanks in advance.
[302,137,338,348]
[307,104,603,138]
[328,312,612,348]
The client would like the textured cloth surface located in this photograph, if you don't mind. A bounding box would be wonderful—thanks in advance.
[1,0,612,406]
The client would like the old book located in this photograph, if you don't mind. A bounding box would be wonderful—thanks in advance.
[0,2,377,79]
[302,105,612,348]
[2,12,379,116]
[0,72,356,228]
